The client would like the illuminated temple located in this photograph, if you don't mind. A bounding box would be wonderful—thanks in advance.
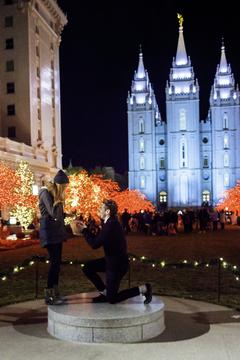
[128,15,240,208]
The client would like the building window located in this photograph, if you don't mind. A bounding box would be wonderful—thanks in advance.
[5,16,13,27]
[36,67,40,77]
[36,46,40,57]
[180,138,187,167]
[139,137,144,152]
[35,2,39,11]
[159,139,165,145]
[6,60,14,72]
[224,173,229,187]
[6,82,15,94]
[179,108,186,131]
[224,135,229,149]
[7,104,15,115]
[139,118,144,133]
[5,38,14,49]
[51,60,54,69]
[223,112,229,130]
[160,158,165,169]
[140,176,145,189]
[224,153,229,167]
[140,157,145,170]
[52,117,55,128]
[51,79,55,89]
[202,190,210,203]
[37,87,40,98]
[4,0,14,5]
[37,108,41,119]
[35,25,39,34]
[203,156,209,168]
[8,126,16,138]
[52,98,55,108]
[202,137,208,144]
[159,191,167,203]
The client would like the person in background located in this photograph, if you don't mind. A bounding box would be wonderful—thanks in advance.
[39,169,69,305]
[78,199,152,304]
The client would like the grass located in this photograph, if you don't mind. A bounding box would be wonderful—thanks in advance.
[1,225,240,308]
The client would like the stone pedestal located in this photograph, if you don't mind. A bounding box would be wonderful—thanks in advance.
[48,292,165,343]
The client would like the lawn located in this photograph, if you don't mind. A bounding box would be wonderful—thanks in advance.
[1,225,240,308]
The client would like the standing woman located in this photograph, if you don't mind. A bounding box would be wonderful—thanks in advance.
[39,169,69,305]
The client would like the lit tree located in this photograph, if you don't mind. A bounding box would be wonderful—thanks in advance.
[65,171,155,220]
[65,171,103,220]
[0,161,20,208]
[216,181,240,214]
[114,189,155,214]
[10,161,38,229]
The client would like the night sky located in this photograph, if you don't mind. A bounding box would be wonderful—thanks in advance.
[57,0,240,174]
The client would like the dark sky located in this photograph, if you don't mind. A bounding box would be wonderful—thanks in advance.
[57,0,240,173]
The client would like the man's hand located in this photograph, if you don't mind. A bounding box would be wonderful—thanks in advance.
[76,221,87,232]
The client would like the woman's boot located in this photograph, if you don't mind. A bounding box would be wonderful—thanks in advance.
[44,288,65,305]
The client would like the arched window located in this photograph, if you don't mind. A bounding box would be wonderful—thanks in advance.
[224,173,229,187]
[139,137,144,152]
[223,112,229,130]
[180,138,187,167]
[202,190,210,203]
[224,134,229,149]
[160,158,165,169]
[139,118,144,133]
[203,155,209,168]
[224,153,229,167]
[140,157,145,170]
[140,175,145,189]
[159,191,167,203]
[179,108,186,131]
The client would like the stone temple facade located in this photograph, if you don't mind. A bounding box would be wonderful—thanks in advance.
[128,18,240,208]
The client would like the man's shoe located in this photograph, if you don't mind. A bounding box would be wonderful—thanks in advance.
[92,294,107,303]
[144,283,152,305]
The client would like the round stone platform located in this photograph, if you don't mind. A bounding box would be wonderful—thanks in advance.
[48,292,165,343]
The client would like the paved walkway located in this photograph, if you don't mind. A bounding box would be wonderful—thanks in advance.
[1,296,240,360]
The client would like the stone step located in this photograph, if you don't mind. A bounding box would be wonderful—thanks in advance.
[48,292,165,343]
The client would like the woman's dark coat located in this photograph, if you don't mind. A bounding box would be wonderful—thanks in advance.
[38,187,68,248]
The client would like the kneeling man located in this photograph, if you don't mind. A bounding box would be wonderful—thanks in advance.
[78,199,152,304]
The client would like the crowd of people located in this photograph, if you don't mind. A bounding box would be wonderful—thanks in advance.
[119,207,237,236]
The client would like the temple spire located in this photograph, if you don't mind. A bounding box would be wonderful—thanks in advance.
[219,38,228,73]
[175,13,188,66]
[136,45,145,79]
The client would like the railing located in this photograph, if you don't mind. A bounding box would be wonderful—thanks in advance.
[1,254,240,305]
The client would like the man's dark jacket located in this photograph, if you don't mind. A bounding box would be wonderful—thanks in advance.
[82,217,128,271]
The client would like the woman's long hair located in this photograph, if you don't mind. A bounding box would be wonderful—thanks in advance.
[47,182,66,207]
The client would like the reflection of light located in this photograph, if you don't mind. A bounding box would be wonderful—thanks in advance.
[175,86,189,94]
[214,91,217,100]
[130,97,133,105]
[218,78,230,86]
[176,58,188,66]
[220,90,230,99]
[233,92,237,100]
[169,87,172,95]
[136,94,145,104]
[32,184,39,195]
[135,82,144,91]
[192,86,196,93]
[172,71,191,79]
[148,98,152,104]
[9,216,17,225]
